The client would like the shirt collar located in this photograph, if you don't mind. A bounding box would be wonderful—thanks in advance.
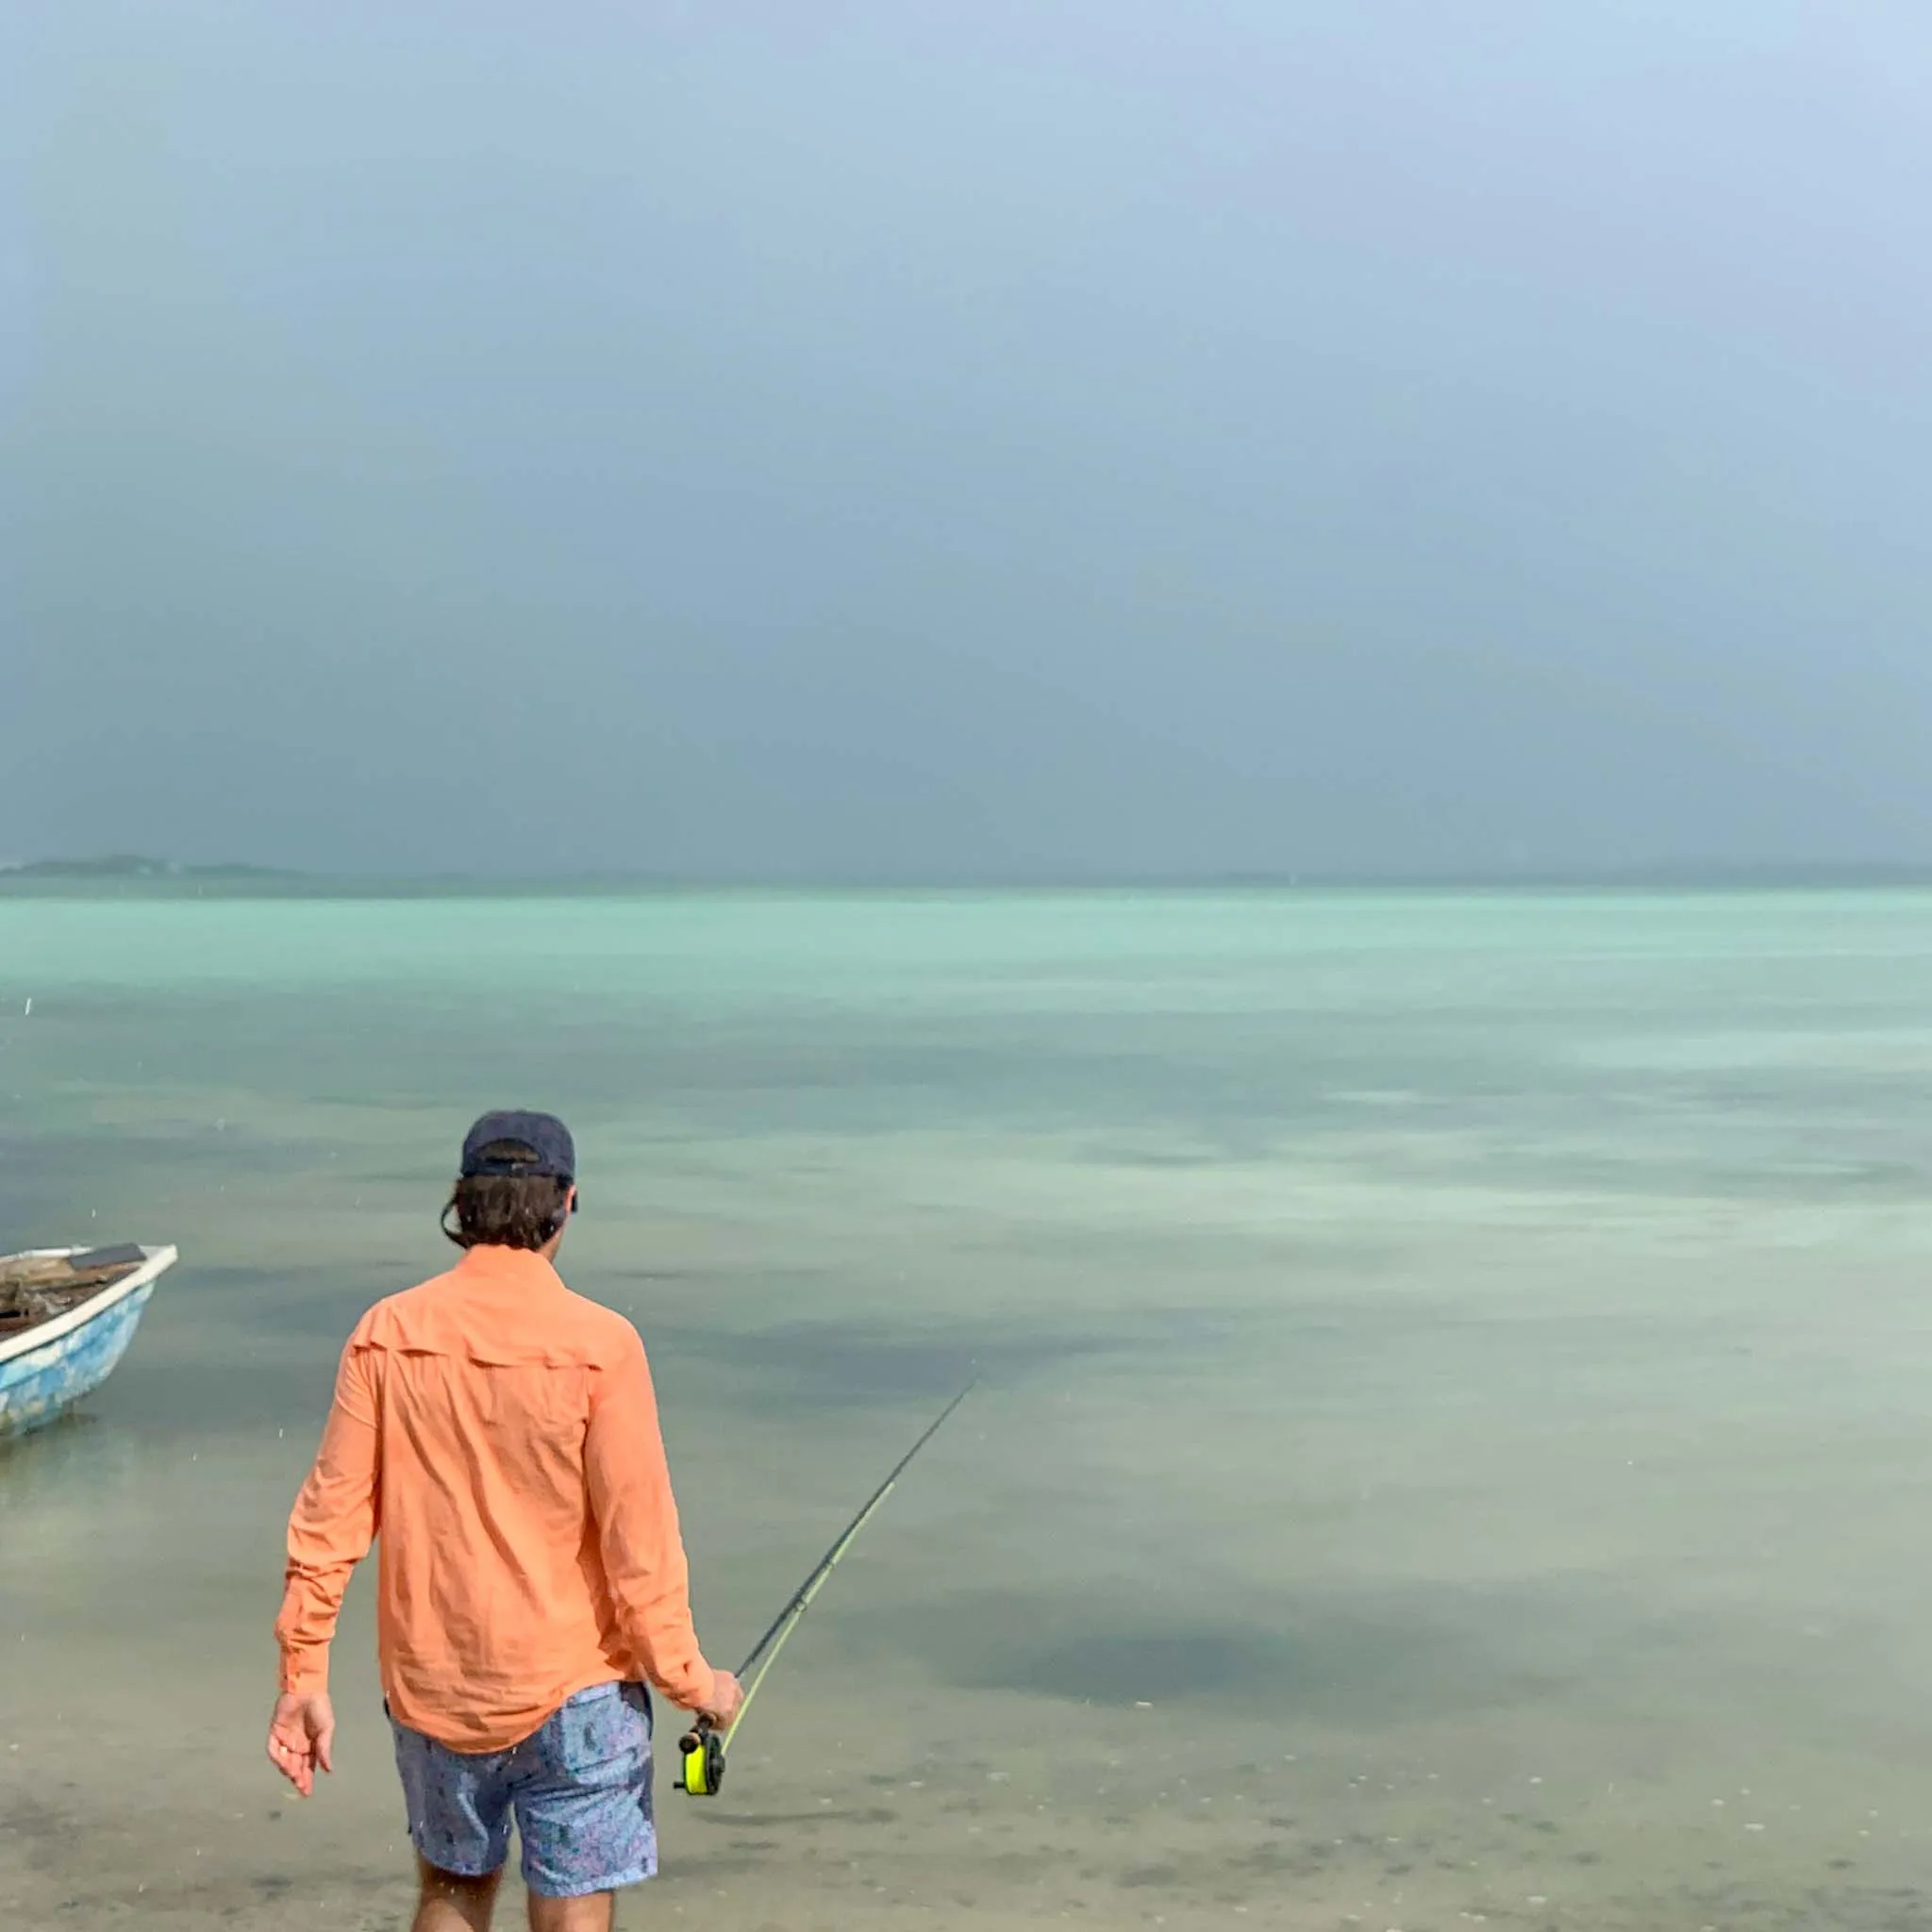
[451,1245,567,1294]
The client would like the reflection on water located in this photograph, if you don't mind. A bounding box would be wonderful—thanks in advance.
[6,890,1932,1927]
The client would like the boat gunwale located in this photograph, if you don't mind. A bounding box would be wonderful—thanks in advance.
[0,1245,178,1368]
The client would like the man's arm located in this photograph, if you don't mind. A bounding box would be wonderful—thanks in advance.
[584,1327,724,1713]
[267,1340,380,1792]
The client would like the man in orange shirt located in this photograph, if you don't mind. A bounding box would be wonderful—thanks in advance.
[266,1111,742,1931]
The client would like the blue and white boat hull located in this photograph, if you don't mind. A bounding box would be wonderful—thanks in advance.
[0,1245,175,1440]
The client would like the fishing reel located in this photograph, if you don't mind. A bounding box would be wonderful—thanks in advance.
[675,1719,727,1797]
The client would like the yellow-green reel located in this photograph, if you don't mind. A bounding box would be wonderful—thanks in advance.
[676,1724,726,1796]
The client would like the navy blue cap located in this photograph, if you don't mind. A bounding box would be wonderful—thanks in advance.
[460,1110,575,1180]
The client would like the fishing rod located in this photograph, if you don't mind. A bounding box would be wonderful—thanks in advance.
[676,1380,975,1798]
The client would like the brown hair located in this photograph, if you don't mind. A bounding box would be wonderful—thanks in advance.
[441,1173,573,1251]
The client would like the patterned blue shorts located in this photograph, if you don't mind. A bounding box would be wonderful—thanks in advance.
[390,1682,656,1898]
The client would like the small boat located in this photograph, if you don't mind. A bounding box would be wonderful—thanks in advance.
[0,1244,177,1440]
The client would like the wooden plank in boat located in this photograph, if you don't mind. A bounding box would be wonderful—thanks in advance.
[0,1249,146,1325]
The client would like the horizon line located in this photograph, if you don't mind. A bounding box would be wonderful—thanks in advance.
[12,855,1932,891]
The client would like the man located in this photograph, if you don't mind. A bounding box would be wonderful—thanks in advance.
[266,1110,741,1932]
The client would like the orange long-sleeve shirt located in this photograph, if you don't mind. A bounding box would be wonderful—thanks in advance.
[275,1245,719,1752]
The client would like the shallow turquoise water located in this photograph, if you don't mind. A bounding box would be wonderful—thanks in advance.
[5,890,1932,1928]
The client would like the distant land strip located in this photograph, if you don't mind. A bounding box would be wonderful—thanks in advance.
[0,855,298,880]
[8,855,1932,893]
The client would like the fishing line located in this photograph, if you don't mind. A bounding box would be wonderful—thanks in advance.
[676,1380,975,1798]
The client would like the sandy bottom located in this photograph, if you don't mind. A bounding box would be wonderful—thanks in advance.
[8,1351,1932,1932]
[8,1697,1932,1932]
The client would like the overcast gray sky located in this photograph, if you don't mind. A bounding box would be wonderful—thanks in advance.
[9,4,1930,877]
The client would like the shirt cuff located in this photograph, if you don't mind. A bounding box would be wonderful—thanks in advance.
[279,1649,329,1696]
[662,1658,720,1712]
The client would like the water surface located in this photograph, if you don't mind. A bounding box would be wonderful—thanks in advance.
[5,889,1932,1928]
